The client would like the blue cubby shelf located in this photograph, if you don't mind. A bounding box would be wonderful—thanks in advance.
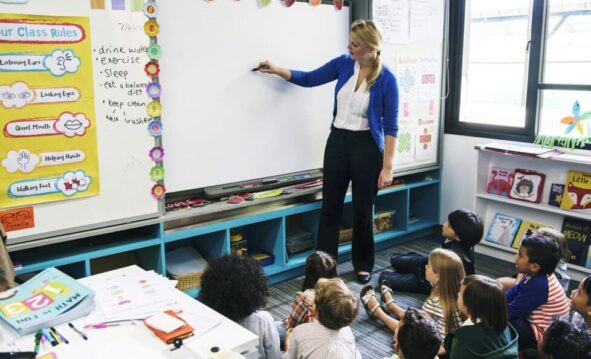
[12,169,440,287]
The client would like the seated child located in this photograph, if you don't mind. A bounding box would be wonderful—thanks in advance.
[506,235,570,351]
[362,248,465,343]
[392,308,441,359]
[379,209,483,294]
[283,278,361,359]
[499,227,571,293]
[539,317,591,359]
[444,275,518,359]
[199,255,281,359]
[571,275,591,329]
[284,251,337,330]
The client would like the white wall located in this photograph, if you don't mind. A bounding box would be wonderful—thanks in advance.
[440,134,490,222]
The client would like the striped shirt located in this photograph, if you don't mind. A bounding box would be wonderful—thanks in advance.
[422,296,463,342]
[283,321,361,359]
[528,274,571,342]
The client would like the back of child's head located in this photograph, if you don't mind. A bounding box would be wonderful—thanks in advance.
[461,275,508,334]
[397,308,441,359]
[541,317,591,359]
[428,248,466,333]
[314,278,358,330]
[535,227,571,262]
[199,255,268,322]
[447,209,484,248]
[582,276,591,306]
[521,235,560,275]
[301,251,338,291]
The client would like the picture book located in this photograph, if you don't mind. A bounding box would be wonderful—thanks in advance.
[511,220,551,249]
[560,170,591,211]
[0,267,95,335]
[485,213,522,247]
[548,183,565,207]
[509,169,545,203]
[561,217,591,267]
[486,167,514,197]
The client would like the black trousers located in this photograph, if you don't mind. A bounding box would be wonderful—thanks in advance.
[316,127,382,273]
[378,252,432,294]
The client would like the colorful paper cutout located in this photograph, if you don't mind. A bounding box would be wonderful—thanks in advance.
[146,100,162,117]
[144,61,160,78]
[151,183,166,199]
[146,82,161,99]
[283,0,296,7]
[149,146,164,162]
[309,0,321,6]
[334,0,343,10]
[0,82,81,109]
[147,120,162,137]
[144,20,160,37]
[150,165,164,181]
[143,1,158,18]
[147,44,161,60]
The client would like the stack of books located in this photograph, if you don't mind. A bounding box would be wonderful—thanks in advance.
[0,267,95,335]
[286,228,315,255]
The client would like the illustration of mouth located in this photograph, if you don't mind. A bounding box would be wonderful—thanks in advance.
[64,120,82,130]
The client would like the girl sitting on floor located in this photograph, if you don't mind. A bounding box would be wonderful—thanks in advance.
[360,248,465,344]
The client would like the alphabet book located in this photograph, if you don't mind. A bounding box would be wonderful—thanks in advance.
[0,267,94,335]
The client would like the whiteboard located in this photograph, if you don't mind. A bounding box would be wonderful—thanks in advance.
[159,0,350,193]
[1,0,159,243]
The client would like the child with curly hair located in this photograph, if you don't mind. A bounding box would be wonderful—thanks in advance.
[283,278,361,359]
[199,255,281,359]
[571,275,591,328]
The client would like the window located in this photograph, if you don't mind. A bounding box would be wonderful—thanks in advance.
[446,0,591,145]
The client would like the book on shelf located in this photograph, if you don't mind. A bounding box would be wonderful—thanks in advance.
[0,267,95,335]
[548,183,565,207]
[509,169,545,203]
[561,217,591,268]
[560,170,591,211]
[481,143,561,158]
[486,166,514,197]
[485,213,522,247]
[511,220,551,249]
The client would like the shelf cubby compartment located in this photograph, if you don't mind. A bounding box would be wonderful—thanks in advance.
[232,218,284,276]
[90,244,162,275]
[408,185,440,231]
[165,230,228,262]
[285,210,319,269]
[11,224,161,277]
[375,189,409,234]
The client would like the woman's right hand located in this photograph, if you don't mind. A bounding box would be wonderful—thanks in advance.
[257,60,291,80]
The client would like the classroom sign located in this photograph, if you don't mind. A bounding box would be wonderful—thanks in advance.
[0,14,100,209]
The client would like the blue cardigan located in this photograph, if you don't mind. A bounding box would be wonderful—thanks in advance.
[288,54,399,151]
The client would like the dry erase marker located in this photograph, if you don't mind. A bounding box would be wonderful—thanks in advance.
[41,328,58,346]
[68,322,88,340]
[251,64,270,72]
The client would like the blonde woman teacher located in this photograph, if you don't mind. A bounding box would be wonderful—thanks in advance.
[259,20,398,283]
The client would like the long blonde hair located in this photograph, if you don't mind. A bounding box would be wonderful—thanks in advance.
[428,248,466,333]
[350,19,383,90]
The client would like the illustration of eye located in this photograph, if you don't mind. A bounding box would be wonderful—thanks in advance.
[18,91,32,99]
[2,92,16,100]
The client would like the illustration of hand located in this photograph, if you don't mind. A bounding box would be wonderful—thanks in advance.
[17,151,30,170]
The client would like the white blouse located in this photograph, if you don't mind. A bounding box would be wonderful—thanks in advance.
[333,62,370,131]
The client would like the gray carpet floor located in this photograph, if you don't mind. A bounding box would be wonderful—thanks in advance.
[266,237,517,359]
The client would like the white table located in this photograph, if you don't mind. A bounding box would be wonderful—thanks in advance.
[0,266,258,358]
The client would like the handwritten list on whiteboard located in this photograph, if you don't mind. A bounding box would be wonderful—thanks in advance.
[373,0,409,44]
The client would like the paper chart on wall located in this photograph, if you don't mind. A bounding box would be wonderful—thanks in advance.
[410,0,444,44]
[0,14,100,209]
[373,0,409,45]
[395,122,416,165]
[414,104,437,161]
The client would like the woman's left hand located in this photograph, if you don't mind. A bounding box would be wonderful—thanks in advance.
[377,167,393,188]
